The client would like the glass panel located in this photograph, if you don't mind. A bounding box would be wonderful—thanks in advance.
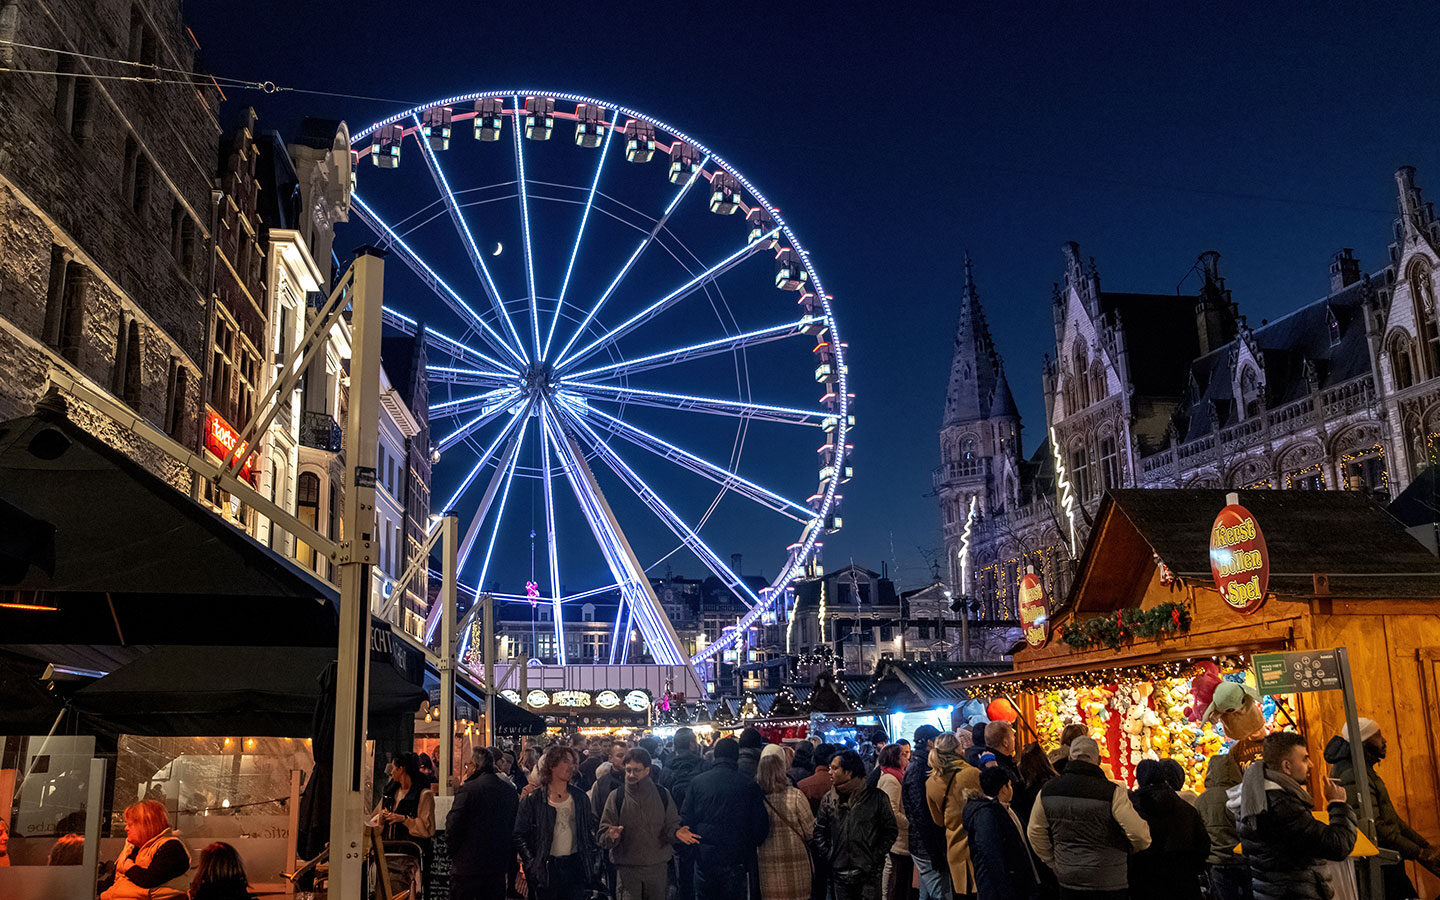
[0,734,101,900]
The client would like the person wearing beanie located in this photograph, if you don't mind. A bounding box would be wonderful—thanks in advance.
[1126,759,1208,900]
[903,725,950,900]
[966,723,991,768]
[737,727,766,778]
[1323,717,1439,895]
[964,766,1039,900]
[1026,736,1151,897]
[679,737,770,900]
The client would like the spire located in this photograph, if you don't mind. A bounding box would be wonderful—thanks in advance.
[943,252,1006,426]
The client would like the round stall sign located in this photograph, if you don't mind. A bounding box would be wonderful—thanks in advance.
[1209,503,1269,613]
[525,689,551,708]
[1018,573,1048,648]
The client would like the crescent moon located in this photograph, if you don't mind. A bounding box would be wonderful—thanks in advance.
[492,242,503,256]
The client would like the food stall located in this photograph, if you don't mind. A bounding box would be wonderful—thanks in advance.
[867,660,1008,744]
[951,489,1440,892]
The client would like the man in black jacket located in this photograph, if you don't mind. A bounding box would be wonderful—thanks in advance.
[964,767,1038,900]
[903,725,949,900]
[667,728,711,900]
[679,737,769,900]
[815,750,899,900]
[1235,731,1356,900]
[1026,736,1151,898]
[984,721,1024,789]
[447,747,520,900]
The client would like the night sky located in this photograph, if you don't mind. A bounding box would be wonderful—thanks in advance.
[186,1,1440,593]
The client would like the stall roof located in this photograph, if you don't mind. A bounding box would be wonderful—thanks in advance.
[867,660,1011,710]
[69,645,426,737]
[0,406,338,644]
[1068,489,1440,612]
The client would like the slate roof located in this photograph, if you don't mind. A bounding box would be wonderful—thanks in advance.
[1388,466,1440,526]
[1078,489,1440,603]
[1172,277,1376,443]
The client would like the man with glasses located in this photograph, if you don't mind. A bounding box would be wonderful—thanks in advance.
[599,748,682,900]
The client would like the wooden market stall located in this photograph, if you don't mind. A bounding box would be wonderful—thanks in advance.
[953,489,1440,894]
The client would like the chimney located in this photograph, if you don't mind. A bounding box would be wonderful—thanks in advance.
[1329,249,1361,293]
[730,553,742,574]
[1194,250,1237,356]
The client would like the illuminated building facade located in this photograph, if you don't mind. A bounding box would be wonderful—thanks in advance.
[950,167,1440,651]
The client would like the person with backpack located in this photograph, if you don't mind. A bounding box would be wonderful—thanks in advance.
[599,748,682,900]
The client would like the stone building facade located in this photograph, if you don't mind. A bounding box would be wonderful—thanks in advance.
[943,167,1440,642]
[0,0,219,484]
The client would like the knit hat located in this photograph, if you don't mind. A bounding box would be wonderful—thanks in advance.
[1135,759,1169,789]
[1341,718,1380,743]
[738,727,765,750]
[913,724,941,747]
[978,767,1011,798]
[760,743,788,762]
[1069,735,1100,764]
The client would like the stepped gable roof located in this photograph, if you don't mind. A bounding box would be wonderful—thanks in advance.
[1064,489,1440,612]
[1174,277,1376,444]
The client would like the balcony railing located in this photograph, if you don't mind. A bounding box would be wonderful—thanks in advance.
[933,457,988,488]
[300,410,342,452]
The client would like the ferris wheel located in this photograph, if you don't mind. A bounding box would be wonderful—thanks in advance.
[349,91,851,671]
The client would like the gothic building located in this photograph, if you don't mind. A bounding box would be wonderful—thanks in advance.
[0,0,220,485]
[943,166,1440,642]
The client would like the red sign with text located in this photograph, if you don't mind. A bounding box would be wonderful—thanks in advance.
[204,411,257,484]
[1209,503,1268,613]
[1019,572,1048,647]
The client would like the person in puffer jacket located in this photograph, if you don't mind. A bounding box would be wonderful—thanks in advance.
[1196,750,1252,900]
[1233,731,1356,900]
[1025,736,1150,896]
[1323,718,1438,899]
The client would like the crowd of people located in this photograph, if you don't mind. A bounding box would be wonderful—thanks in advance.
[430,715,1437,900]
[77,712,1435,900]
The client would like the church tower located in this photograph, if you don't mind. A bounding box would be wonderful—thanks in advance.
[937,255,1021,593]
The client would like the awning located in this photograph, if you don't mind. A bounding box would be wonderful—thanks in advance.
[69,645,427,737]
[437,676,546,736]
[0,407,339,645]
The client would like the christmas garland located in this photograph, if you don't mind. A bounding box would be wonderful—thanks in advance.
[1060,602,1192,650]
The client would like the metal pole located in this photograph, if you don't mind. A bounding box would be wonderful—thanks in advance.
[438,513,458,796]
[328,249,385,898]
[483,591,496,745]
[1336,648,1384,900]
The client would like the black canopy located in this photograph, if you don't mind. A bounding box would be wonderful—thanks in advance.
[0,406,338,645]
[69,645,426,737]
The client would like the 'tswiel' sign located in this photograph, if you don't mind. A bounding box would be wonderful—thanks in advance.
[1209,497,1268,614]
[204,411,257,484]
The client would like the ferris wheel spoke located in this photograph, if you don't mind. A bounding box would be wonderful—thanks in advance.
[383,307,519,376]
[430,386,520,416]
[555,226,781,373]
[512,97,541,359]
[556,398,813,523]
[435,391,525,455]
[538,407,567,663]
[562,318,813,382]
[561,381,825,427]
[556,400,763,612]
[543,119,615,362]
[468,409,531,589]
[412,115,531,361]
[355,194,527,368]
[426,364,518,387]
[542,401,687,665]
[438,399,528,512]
[550,156,711,367]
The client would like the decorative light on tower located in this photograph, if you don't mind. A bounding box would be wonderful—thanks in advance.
[958,495,978,595]
[1050,427,1078,553]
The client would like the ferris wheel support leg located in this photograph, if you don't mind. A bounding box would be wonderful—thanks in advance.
[329,249,385,900]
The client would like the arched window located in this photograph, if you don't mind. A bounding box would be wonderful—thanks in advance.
[1410,260,1440,378]
[581,603,595,622]
[1239,366,1262,418]
[296,471,321,569]
[1390,333,1416,390]
[1072,342,1091,408]
[1090,360,1107,402]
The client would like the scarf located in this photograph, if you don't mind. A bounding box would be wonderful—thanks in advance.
[836,776,865,798]
[882,766,904,783]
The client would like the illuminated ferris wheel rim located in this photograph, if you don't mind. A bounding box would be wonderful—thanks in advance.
[350,90,851,666]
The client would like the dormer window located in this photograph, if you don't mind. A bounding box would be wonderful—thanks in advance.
[1327,307,1341,347]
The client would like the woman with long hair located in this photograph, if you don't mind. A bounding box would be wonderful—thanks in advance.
[371,751,436,887]
[876,743,913,900]
[1013,743,1057,825]
[926,733,979,898]
[101,800,193,900]
[514,746,600,900]
[188,842,254,900]
[755,751,815,900]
